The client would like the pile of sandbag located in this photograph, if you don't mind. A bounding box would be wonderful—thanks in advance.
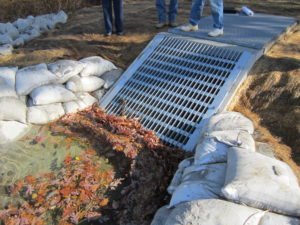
[0,11,68,56]
[0,56,123,144]
[152,111,300,225]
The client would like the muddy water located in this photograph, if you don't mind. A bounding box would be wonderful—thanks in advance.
[0,125,111,208]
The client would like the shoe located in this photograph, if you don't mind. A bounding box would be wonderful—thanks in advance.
[169,22,178,27]
[180,24,198,32]
[208,28,223,37]
[104,32,112,37]
[156,22,167,29]
[116,31,124,36]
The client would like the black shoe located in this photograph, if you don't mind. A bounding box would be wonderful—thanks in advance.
[104,32,112,36]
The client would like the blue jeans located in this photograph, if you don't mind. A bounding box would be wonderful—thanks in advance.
[102,0,123,34]
[156,0,178,23]
[189,0,223,29]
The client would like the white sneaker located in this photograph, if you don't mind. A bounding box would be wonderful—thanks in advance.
[180,24,199,32]
[208,28,224,37]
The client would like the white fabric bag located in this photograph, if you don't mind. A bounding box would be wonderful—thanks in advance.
[48,60,85,83]
[169,163,226,207]
[205,111,254,134]
[66,75,105,92]
[101,68,123,89]
[92,89,106,101]
[0,97,27,123]
[27,103,65,124]
[80,56,117,77]
[194,130,255,165]
[30,84,76,105]
[63,93,97,114]
[151,206,172,225]
[0,121,29,144]
[0,79,17,98]
[164,199,300,225]
[0,66,18,88]
[0,44,13,56]
[222,148,300,217]
[16,63,57,95]
[0,33,13,45]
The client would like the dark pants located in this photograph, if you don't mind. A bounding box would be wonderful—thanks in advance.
[102,0,123,34]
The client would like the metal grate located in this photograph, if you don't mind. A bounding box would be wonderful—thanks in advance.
[100,33,255,150]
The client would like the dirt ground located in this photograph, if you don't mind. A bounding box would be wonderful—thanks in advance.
[0,0,299,179]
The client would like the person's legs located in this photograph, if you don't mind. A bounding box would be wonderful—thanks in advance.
[189,0,205,26]
[168,0,178,24]
[209,0,223,29]
[156,0,167,24]
[102,0,113,34]
[113,0,123,34]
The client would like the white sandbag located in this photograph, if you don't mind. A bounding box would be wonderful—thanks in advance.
[0,97,27,123]
[101,68,123,89]
[0,23,6,34]
[169,163,226,207]
[79,56,117,77]
[151,206,172,225]
[30,84,76,105]
[27,103,65,124]
[48,60,85,83]
[164,199,300,225]
[5,23,19,39]
[0,121,29,144]
[0,79,17,98]
[63,93,97,114]
[0,44,13,56]
[0,66,18,88]
[168,157,194,194]
[205,111,254,134]
[12,37,24,47]
[222,148,300,217]
[33,16,53,32]
[16,63,57,95]
[13,18,32,33]
[194,130,255,165]
[92,89,106,100]
[27,27,40,39]
[0,33,13,45]
[19,33,34,42]
[52,11,68,24]
[66,75,105,92]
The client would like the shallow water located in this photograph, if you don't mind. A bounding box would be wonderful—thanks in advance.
[0,124,110,208]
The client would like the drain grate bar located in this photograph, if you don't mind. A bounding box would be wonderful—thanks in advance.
[101,33,256,150]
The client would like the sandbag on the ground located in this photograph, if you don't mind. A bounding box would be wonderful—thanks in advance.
[0,44,13,56]
[0,97,27,123]
[0,121,29,144]
[79,56,117,77]
[66,75,105,92]
[205,111,254,134]
[168,157,194,194]
[63,93,98,114]
[5,23,19,39]
[194,131,255,165]
[12,37,25,47]
[0,79,17,98]
[13,17,34,33]
[101,68,123,89]
[48,60,85,83]
[92,89,106,101]
[52,11,68,24]
[16,63,57,95]
[0,33,13,45]
[169,163,226,207]
[27,103,65,124]
[151,206,172,225]
[222,148,300,217]
[0,66,17,88]
[163,199,300,225]
[30,84,76,105]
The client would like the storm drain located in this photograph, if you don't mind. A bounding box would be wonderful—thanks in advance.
[100,33,258,150]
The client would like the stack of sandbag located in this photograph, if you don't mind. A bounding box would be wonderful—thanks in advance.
[0,67,29,144]
[151,111,300,225]
[0,56,123,143]
[0,11,68,56]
